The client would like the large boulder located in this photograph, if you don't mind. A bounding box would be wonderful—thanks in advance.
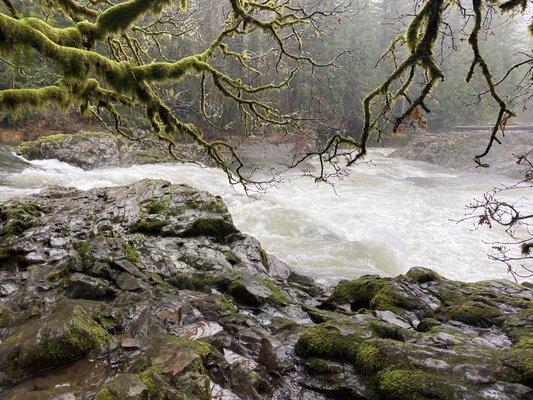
[296,269,532,399]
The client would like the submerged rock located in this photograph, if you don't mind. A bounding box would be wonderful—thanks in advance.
[0,180,530,399]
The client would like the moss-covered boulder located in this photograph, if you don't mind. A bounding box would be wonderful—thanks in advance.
[327,274,421,312]
[295,271,532,400]
[0,301,111,384]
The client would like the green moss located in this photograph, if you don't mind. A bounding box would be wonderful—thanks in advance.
[416,318,440,333]
[93,305,124,333]
[501,348,533,385]
[23,17,82,47]
[370,285,405,310]
[76,240,91,260]
[328,276,385,308]
[94,388,117,400]
[0,86,72,118]
[437,297,504,328]
[131,356,153,373]
[379,369,427,399]
[502,307,533,345]
[378,367,455,400]
[294,324,361,364]
[186,197,225,212]
[217,296,238,313]
[368,321,406,341]
[405,267,442,284]
[227,280,262,307]
[167,272,230,292]
[123,242,139,263]
[138,367,167,399]
[261,279,289,306]
[142,198,168,214]
[270,316,297,331]
[2,307,111,380]
[45,267,69,282]
[356,341,382,373]
[0,198,45,236]
[182,217,238,242]
[328,276,419,311]
[129,219,167,234]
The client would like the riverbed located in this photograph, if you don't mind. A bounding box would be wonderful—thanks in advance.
[1,145,531,284]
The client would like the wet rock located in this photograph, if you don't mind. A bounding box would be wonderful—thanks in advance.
[0,278,19,297]
[389,130,533,178]
[0,181,530,400]
[65,273,116,300]
[16,132,212,170]
[114,273,144,292]
[121,338,142,350]
[0,301,111,384]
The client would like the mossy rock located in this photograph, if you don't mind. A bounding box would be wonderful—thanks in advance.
[305,358,343,375]
[129,218,168,235]
[294,323,362,365]
[405,267,443,284]
[141,198,169,215]
[167,272,232,293]
[416,317,441,333]
[270,316,297,332]
[368,321,407,341]
[436,297,505,328]
[216,296,239,314]
[181,217,238,242]
[227,278,288,307]
[123,242,140,263]
[0,198,46,236]
[502,306,533,346]
[0,303,15,328]
[227,280,265,307]
[0,302,111,382]
[377,368,454,400]
[499,348,533,386]
[328,275,420,312]
[186,195,226,213]
[261,279,289,306]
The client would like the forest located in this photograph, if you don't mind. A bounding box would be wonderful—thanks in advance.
[0,1,532,400]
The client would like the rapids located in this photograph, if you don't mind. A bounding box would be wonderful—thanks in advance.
[1,146,531,284]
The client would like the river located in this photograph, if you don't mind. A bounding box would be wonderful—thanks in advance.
[0,145,531,284]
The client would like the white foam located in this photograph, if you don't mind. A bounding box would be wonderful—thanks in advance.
[2,149,531,284]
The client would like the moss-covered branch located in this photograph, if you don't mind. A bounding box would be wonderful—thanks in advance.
[0,1,324,187]
[0,0,17,18]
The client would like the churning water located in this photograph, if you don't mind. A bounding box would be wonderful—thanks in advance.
[1,146,531,284]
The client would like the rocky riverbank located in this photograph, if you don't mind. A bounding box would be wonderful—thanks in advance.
[15,132,211,170]
[389,130,533,178]
[0,180,531,399]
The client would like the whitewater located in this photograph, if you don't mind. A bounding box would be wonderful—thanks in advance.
[1,146,531,284]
